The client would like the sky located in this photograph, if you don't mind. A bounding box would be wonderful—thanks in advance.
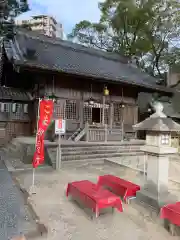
[16,0,101,34]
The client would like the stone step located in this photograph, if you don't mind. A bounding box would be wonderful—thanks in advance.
[48,145,141,151]
[61,149,141,156]
[61,148,140,156]
[47,145,141,152]
[3,144,16,152]
[50,151,143,163]
[56,159,105,169]
[60,142,144,148]
[2,148,23,158]
[4,142,142,153]
[2,138,145,170]
[4,147,142,160]
[3,143,23,154]
[3,143,35,157]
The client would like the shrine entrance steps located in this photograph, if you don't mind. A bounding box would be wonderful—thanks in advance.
[1,137,145,169]
[46,140,145,169]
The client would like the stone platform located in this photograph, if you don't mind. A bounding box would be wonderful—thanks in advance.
[2,137,145,170]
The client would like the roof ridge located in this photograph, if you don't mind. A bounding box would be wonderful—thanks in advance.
[4,30,172,94]
[18,30,128,64]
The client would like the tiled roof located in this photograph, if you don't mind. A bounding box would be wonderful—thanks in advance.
[0,86,32,101]
[3,29,172,93]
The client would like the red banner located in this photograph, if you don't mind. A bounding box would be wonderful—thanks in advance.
[33,100,54,168]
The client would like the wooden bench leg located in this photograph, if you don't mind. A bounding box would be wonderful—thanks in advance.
[95,206,99,218]
[126,197,136,204]
[170,223,175,236]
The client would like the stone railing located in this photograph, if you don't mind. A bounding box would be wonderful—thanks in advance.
[106,151,147,175]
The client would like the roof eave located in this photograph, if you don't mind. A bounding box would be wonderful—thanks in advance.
[14,61,173,94]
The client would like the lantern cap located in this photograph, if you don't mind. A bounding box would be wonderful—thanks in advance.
[133,101,180,132]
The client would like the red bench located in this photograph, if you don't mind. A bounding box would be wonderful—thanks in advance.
[66,180,123,218]
[160,202,180,235]
[97,175,140,203]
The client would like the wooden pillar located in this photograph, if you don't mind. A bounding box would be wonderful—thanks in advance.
[0,38,4,86]
[109,103,113,128]
[133,105,138,124]
[102,96,105,125]
[79,99,84,128]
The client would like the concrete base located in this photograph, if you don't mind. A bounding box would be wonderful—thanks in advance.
[137,189,178,210]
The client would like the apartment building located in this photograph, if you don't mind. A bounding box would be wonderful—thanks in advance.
[56,22,64,39]
[16,15,64,39]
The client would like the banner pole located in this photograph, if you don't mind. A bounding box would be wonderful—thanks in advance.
[31,98,41,193]
[58,133,61,169]
[56,132,62,169]
[32,168,35,187]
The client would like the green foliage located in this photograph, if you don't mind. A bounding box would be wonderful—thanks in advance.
[68,21,114,51]
[0,0,29,38]
[3,0,29,19]
[68,0,180,81]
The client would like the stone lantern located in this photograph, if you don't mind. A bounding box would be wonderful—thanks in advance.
[133,102,180,208]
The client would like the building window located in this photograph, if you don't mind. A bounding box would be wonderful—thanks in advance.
[4,103,11,112]
[54,100,65,118]
[113,103,122,123]
[11,103,21,119]
[83,106,92,123]
[65,100,78,120]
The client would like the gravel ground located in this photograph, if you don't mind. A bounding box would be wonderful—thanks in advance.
[0,159,37,240]
[12,163,180,240]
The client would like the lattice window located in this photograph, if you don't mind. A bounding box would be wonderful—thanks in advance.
[83,106,92,123]
[100,108,109,124]
[12,103,22,120]
[54,99,65,118]
[4,103,11,112]
[113,103,122,123]
[65,100,79,120]
[54,104,64,118]
[6,122,11,138]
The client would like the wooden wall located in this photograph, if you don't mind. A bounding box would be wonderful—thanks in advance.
[38,73,139,133]
[0,101,32,145]
[0,121,31,145]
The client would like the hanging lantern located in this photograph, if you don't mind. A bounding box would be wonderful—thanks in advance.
[104,86,109,96]
[12,103,17,113]
[89,97,95,105]
[120,103,125,108]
